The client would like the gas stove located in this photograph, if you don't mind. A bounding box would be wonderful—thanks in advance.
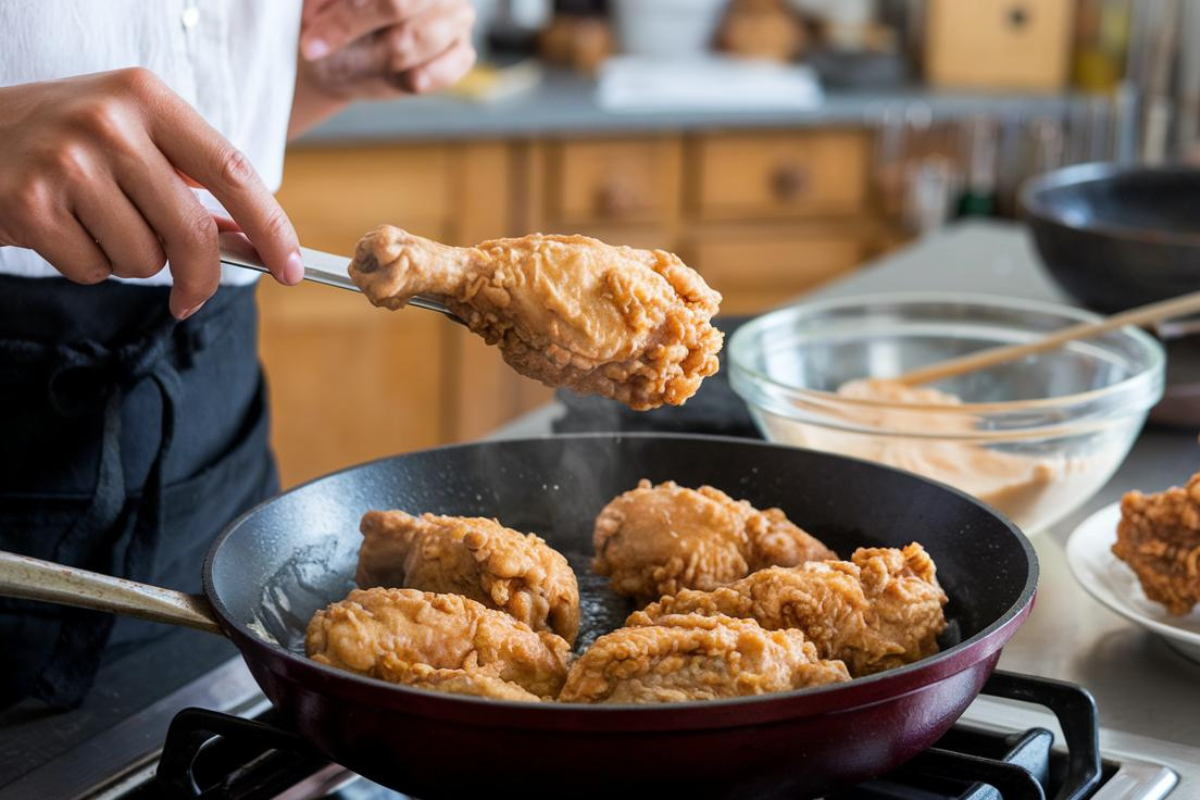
[1,654,1186,799]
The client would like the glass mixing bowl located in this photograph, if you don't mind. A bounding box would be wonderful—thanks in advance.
[728,293,1165,534]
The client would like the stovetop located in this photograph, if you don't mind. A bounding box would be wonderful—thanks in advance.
[4,654,1185,800]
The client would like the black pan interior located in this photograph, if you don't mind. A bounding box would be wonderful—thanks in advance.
[208,435,1035,663]
[1027,168,1200,239]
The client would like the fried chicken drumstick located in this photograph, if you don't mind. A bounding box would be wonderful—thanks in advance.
[305,587,571,699]
[349,226,723,410]
[630,543,947,676]
[558,613,850,704]
[356,510,580,644]
[1114,472,1200,615]
[592,480,837,603]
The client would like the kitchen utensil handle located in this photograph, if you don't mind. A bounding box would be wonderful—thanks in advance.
[0,550,222,635]
[218,231,461,322]
[218,231,358,292]
[897,288,1200,386]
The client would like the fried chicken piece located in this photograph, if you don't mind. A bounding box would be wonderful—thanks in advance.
[349,226,723,410]
[377,659,542,702]
[356,510,580,644]
[305,587,570,698]
[592,480,837,603]
[1114,472,1200,615]
[630,543,947,676]
[558,613,849,704]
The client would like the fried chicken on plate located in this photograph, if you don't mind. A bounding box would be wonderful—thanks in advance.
[630,543,947,676]
[558,613,850,704]
[349,226,723,410]
[305,587,570,699]
[356,510,580,644]
[1114,472,1200,615]
[592,480,837,603]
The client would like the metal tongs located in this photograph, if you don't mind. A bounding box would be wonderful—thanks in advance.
[218,232,460,322]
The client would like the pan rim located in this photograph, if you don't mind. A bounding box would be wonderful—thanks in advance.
[204,432,1039,717]
[1020,161,1200,248]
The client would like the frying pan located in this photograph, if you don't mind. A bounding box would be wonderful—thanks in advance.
[0,434,1040,799]
[1022,162,1200,313]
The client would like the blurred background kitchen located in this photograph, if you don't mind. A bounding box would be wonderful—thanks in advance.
[266,0,1188,487]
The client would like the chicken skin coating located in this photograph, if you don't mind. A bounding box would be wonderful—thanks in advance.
[1114,471,1200,615]
[356,510,580,644]
[377,659,542,702]
[592,480,837,603]
[349,226,723,410]
[558,613,849,704]
[630,543,947,676]
[305,588,570,698]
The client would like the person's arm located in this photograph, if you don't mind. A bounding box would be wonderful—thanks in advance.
[0,69,303,318]
[288,0,477,140]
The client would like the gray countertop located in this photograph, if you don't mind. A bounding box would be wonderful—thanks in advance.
[299,68,1091,144]
[493,220,1200,753]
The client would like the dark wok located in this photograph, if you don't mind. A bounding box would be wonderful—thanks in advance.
[1022,162,1200,313]
[0,434,1039,798]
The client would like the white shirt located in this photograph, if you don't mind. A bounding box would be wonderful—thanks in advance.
[0,0,302,285]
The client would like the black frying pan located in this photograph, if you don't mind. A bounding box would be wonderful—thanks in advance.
[0,434,1047,798]
[1023,162,1200,313]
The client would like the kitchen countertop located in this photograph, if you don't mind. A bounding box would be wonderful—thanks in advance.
[493,220,1200,752]
[299,67,1093,143]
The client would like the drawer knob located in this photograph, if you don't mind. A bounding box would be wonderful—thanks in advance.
[771,164,810,201]
[596,182,640,218]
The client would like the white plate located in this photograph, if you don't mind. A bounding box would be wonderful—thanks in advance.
[1066,501,1200,663]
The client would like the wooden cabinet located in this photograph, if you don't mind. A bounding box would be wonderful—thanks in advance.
[691,131,868,221]
[548,139,681,226]
[261,127,876,486]
[686,228,863,314]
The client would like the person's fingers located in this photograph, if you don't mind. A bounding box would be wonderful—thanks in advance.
[401,37,476,95]
[384,2,476,74]
[26,213,112,286]
[117,148,226,319]
[75,185,166,280]
[140,88,302,287]
[301,0,439,61]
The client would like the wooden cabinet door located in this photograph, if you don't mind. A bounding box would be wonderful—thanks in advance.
[691,131,867,222]
[687,230,864,314]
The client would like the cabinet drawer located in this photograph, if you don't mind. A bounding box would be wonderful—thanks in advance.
[549,139,677,226]
[279,145,452,254]
[689,233,863,314]
[692,132,867,222]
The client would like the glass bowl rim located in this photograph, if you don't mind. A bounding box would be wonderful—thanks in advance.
[728,291,1166,415]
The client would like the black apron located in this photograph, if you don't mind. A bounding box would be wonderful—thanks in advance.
[0,275,279,709]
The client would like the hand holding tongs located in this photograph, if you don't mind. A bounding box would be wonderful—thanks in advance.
[217,232,459,322]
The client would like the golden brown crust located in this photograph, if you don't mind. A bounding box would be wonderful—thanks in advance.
[631,543,947,676]
[356,510,580,644]
[591,479,837,603]
[377,659,543,702]
[305,587,570,698]
[558,613,849,703]
[348,226,723,410]
[1114,475,1200,615]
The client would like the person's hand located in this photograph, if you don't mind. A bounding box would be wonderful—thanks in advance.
[0,69,303,319]
[298,0,477,100]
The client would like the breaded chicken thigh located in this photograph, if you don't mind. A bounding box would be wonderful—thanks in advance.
[592,480,836,603]
[349,226,723,410]
[1114,472,1200,615]
[356,510,580,644]
[630,543,947,676]
[558,613,848,703]
[305,587,570,699]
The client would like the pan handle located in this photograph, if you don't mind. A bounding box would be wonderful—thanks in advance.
[0,550,223,636]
